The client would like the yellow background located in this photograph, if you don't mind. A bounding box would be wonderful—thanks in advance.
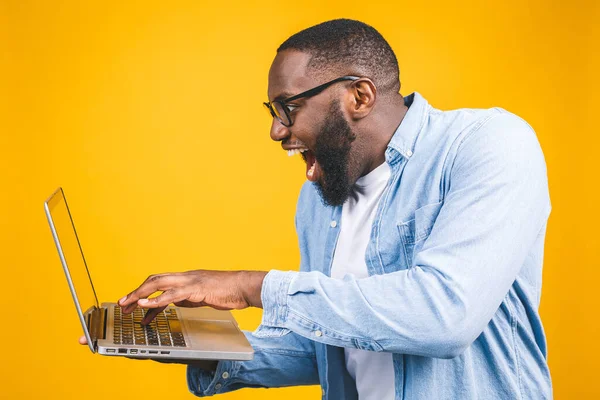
[1,0,598,398]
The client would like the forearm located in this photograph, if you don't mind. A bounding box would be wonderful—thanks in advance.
[187,329,319,396]
[260,268,472,358]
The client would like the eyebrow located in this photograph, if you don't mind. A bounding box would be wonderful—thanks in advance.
[272,91,296,102]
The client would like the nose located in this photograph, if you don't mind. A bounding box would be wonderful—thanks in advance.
[270,118,291,142]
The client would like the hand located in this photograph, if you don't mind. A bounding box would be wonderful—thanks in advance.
[119,269,268,324]
[77,336,218,371]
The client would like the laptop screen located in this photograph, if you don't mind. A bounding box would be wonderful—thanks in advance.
[45,188,99,323]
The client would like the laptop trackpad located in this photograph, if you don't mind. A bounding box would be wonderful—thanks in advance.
[185,320,249,351]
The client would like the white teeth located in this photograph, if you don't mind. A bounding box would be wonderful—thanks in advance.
[287,148,307,157]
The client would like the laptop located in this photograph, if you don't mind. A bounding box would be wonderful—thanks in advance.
[45,187,254,361]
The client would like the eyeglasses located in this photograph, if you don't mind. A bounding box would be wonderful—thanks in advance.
[264,75,360,127]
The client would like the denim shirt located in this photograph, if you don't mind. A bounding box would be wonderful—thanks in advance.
[188,92,553,399]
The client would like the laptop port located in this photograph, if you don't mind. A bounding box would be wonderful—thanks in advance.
[149,350,158,354]
[130,349,138,354]
[106,349,116,353]
[160,351,170,355]
[118,348,127,354]
[141,350,146,353]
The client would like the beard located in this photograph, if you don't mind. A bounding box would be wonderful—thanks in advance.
[313,100,358,207]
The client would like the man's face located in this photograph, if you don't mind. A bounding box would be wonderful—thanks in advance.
[267,50,362,206]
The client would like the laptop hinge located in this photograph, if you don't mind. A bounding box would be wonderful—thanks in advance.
[90,307,107,342]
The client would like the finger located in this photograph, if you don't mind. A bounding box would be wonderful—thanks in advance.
[137,289,188,309]
[118,274,180,308]
[122,301,140,314]
[123,293,167,314]
[79,335,88,345]
[141,305,167,325]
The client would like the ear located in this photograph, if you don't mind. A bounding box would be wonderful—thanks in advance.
[345,78,377,120]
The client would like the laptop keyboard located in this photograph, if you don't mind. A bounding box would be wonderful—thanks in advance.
[112,307,186,347]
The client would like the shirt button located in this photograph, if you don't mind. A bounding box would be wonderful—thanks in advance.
[221,372,229,379]
[330,221,337,228]
[315,330,323,337]
[215,383,222,390]
[406,150,413,157]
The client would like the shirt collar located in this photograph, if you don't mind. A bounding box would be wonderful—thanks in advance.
[385,92,429,164]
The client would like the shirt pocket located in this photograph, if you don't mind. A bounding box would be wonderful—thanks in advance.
[397,200,444,267]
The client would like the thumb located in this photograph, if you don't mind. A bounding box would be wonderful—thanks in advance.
[173,300,206,308]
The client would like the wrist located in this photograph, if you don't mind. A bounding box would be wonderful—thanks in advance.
[238,270,268,308]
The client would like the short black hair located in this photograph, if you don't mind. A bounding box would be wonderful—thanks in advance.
[278,19,400,94]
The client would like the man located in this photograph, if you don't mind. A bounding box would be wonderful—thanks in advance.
[81,19,553,399]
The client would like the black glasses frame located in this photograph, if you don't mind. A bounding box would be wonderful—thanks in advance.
[264,75,360,127]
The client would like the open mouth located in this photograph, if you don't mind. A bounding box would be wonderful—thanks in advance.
[287,148,320,182]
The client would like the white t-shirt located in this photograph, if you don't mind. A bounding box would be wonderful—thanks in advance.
[330,161,395,400]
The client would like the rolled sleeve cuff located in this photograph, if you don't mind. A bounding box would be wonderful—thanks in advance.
[255,270,297,336]
[187,361,238,397]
